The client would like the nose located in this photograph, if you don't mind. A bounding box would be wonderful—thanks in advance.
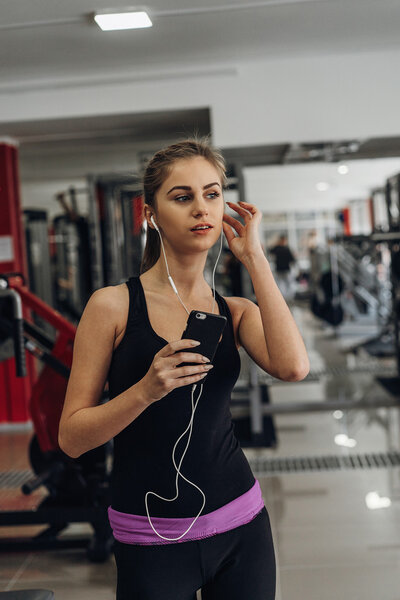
[192,193,209,217]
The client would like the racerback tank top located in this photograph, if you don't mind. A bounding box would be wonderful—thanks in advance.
[108,275,255,518]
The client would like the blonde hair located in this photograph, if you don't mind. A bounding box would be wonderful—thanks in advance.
[140,137,227,274]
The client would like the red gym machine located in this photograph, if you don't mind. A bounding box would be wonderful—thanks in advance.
[0,141,112,561]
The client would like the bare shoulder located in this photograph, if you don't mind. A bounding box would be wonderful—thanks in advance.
[82,284,129,349]
[107,283,130,348]
[87,284,127,312]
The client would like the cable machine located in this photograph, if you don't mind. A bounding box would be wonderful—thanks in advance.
[87,174,144,288]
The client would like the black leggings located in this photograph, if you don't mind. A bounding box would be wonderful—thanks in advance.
[113,506,276,600]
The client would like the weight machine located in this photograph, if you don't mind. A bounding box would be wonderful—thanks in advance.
[0,274,113,561]
[0,142,112,561]
[232,171,400,448]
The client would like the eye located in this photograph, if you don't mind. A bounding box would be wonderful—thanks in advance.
[207,191,220,199]
[175,195,190,202]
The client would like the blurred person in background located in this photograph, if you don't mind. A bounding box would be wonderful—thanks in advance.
[268,234,296,301]
[222,248,244,297]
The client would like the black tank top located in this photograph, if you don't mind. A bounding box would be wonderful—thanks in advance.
[108,276,255,518]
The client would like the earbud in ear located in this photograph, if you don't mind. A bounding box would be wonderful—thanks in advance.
[150,215,159,231]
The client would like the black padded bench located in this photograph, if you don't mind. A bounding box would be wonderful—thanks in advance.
[0,591,54,600]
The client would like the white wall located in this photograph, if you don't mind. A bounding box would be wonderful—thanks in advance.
[21,179,88,220]
[19,145,139,182]
[1,49,400,148]
[18,139,164,219]
[6,48,400,219]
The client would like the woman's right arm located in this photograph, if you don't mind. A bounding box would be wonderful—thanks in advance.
[58,287,150,458]
[59,286,214,458]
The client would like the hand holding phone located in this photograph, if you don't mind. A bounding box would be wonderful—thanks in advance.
[140,311,227,403]
[139,338,213,403]
[177,310,227,370]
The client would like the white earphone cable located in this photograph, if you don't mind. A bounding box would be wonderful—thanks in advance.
[156,215,223,315]
[144,214,224,540]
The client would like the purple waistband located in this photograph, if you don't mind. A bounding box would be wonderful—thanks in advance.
[108,479,264,545]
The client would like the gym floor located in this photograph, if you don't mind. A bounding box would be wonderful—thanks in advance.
[1,305,399,600]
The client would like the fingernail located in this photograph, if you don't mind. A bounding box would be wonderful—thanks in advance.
[204,364,214,369]
[202,356,210,362]
[191,341,201,346]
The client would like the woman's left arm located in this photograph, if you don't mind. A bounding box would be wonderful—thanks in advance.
[222,201,310,382]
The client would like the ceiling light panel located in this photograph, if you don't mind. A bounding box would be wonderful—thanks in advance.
[94,11,152,31]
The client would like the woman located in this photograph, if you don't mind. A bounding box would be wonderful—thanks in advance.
[59,138,309,599]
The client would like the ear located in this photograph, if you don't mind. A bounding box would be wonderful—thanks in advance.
[143,204,156,229]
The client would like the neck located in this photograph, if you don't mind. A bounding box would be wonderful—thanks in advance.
[143,256,212,300]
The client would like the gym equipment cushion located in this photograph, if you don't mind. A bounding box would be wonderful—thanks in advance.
[0,591,54,600]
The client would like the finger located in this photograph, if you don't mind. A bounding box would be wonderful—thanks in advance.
[169,351,210,367]
[238,201,256,212]
[174,371,209,388]
[226,201,253,221]
[222,221,237,245]
[159,339,200,357]
[230,201,260,222]
[174,363,213,378]
[238,201,262,221]
[222,213,245,235]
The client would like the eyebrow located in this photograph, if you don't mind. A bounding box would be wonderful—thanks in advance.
[167,182,221,195]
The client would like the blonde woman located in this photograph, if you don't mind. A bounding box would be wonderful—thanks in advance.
[59,138,309,599]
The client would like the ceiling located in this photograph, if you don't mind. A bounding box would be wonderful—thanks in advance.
[1,0,400,91]
[223,137,400,167]
[3,109,211,157]
[244,157,400,213]
[3,0,400,196]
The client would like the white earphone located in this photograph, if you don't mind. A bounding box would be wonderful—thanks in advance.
[150,214,159,231]
[144,209,224,541]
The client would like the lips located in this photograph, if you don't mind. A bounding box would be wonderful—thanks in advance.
[190,224,213,231]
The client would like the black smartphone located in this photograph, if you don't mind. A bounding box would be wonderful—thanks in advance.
[176,310,227,370]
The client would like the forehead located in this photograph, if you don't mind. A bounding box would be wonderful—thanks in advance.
[162,156,221,188]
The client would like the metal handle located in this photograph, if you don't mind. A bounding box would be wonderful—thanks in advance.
[0,286,26,377]
[13,317,26,377]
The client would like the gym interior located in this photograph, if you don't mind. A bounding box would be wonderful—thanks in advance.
[1,1,400,599]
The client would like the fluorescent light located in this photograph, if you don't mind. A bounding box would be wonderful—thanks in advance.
[338,164,349,175]
[334,433,357,448]
[94,11,152,31]
[365,491,391,510]
[316,182,330,192]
